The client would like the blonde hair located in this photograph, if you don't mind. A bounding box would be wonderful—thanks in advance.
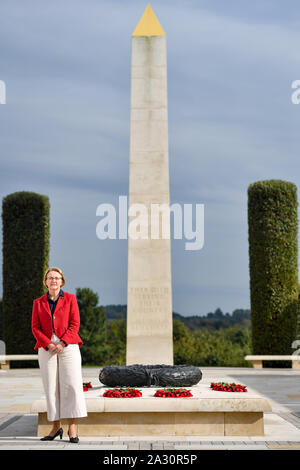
[43,267,66,287]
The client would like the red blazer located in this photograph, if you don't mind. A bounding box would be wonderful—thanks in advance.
[31,291,83,351]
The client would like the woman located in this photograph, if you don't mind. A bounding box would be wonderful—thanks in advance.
[31,267,87,443]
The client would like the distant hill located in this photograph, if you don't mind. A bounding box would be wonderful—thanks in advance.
[103,305,251,330]
[104,304,127,321]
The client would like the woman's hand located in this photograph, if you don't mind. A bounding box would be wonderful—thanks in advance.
[55,342,65,354]
[48,343,57,354]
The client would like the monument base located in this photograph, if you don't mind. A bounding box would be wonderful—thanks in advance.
[32,382,271,437]
[36,410,265,437]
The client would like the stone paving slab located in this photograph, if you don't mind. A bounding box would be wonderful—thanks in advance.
[1,418,300,450]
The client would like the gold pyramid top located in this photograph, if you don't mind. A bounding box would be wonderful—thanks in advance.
[132,4,165,37]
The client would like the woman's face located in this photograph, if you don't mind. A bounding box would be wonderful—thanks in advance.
[46,271,63,290]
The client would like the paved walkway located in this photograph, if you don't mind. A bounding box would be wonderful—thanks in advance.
[1,367,300,450]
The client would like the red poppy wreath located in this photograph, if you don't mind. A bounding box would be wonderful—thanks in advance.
[210,382,248,392]
[154,388,193,398]
[83,382,92,392]
[103,388,142,398]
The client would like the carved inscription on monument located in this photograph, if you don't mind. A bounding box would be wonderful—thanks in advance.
[128,286,172,333]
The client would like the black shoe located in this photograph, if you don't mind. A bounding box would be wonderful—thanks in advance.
[68,430,79,443]
[40,427,63,441]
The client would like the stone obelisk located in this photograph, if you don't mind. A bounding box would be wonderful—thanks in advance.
[126,5,173,365]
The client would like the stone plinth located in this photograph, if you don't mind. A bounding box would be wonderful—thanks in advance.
[32,382,272,437]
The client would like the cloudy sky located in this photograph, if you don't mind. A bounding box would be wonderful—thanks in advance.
[0,0,300,316]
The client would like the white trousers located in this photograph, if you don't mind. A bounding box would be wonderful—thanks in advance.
[38,343,87,422]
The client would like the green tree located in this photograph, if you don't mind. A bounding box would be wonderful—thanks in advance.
[76,288,107,365]
[0,299,3,340]
[192,328,251,367]
[2,191,49,366]
[248,180,298,367]
[105,319,126,365]
[172,318,251,367]
[173,319,196,364]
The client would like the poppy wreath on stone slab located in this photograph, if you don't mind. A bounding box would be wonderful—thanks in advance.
[210,382,248,392]
[103,388,143,398]
[154,388,193,398]
[83,382,92,392]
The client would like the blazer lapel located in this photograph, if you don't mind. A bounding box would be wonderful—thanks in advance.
[53,295,66,316]
[41,294,52,317]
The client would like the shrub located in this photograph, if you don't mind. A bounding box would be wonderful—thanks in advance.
[248,180,298,366]
[2,191,49,365]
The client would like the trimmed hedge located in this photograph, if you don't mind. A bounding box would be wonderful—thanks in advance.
[2,192,50,363]
[248,180,298,366]
[0,298,2,340]
[297,284,300,342]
